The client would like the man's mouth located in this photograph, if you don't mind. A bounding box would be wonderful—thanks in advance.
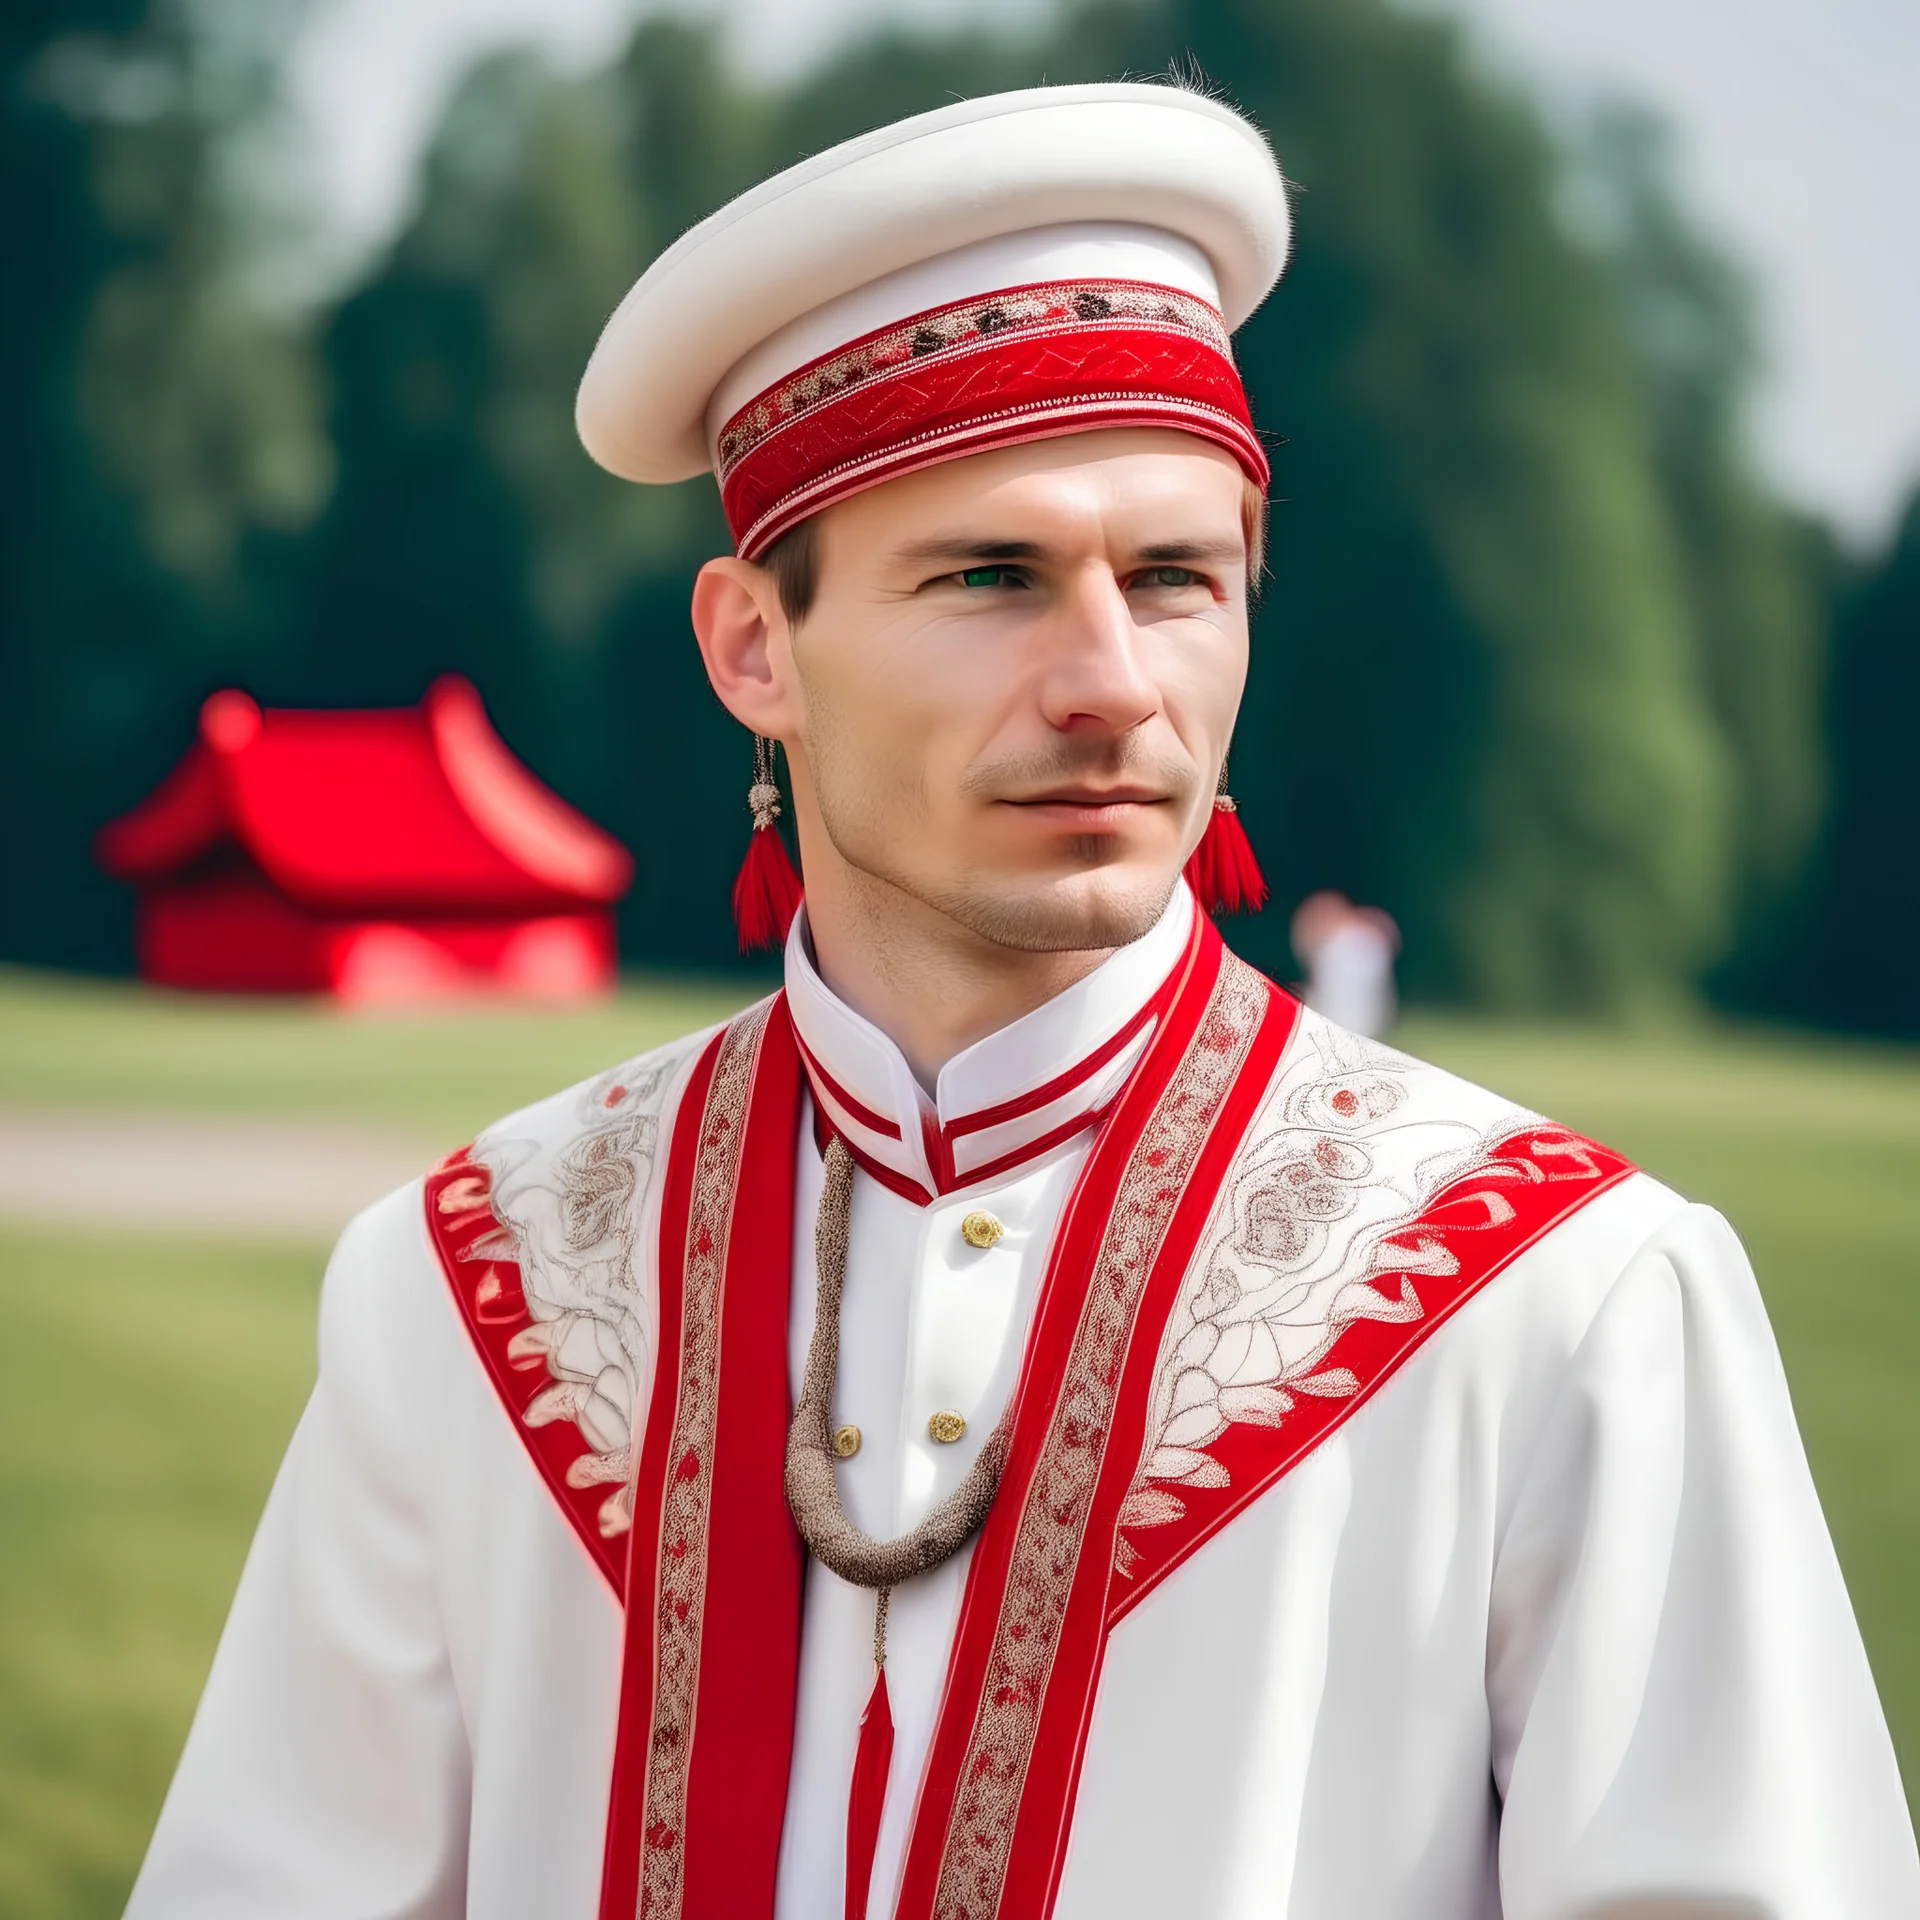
[1001,786,1171,822]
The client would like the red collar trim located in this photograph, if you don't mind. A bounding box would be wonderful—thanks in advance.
[794,1030,903,1142]
[795,928,1191,1205]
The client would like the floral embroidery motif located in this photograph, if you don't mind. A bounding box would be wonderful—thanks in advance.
[930,953,1270,1920]
[471,1032,712,1541]
[717,278,1235,478]
[1114,1013,1537,1565]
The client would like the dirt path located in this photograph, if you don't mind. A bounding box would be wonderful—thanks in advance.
[0,1108,438,1239]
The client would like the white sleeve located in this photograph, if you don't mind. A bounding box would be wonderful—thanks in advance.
[126,1183,470,1919]
[1488,1201,1919,1918]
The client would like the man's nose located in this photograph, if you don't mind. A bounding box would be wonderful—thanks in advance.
[1036,567,1161,736]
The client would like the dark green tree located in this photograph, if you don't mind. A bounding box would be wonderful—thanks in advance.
[0,0,317,968]
[1786,496,1920,1036]
[1572,105,1826,1004]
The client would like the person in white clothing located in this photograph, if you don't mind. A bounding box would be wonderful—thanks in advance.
[1291,889,1401,1038]
[128,81,1917,1920]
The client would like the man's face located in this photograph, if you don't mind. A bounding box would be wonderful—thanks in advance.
[764,429,1254,953]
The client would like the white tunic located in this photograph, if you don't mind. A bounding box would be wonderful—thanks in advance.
[127,898,1919,1918]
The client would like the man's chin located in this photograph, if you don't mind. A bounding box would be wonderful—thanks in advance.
[928,866,1179,954]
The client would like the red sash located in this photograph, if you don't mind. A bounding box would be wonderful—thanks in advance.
[426,922,1634,1919]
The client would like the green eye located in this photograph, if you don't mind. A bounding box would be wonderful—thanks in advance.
[1139,566,1201,588]
[959,566,1021,589]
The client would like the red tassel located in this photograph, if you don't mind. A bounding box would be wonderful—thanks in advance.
[1184,797,1268,917]
[732,823,803,953]
[845,1666,894,1920]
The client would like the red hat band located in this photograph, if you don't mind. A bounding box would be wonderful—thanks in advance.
[716,277,1268,560]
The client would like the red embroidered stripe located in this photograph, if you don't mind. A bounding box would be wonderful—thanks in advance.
[600,1002,807,1920]
[1105,1123,1638,1621]
[718,278,1266,559]
[423,1148,627,1594]
[717,279,1236,476]
[898,940,1284,1920]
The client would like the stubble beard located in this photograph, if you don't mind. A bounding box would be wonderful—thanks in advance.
[807,723,1196,955]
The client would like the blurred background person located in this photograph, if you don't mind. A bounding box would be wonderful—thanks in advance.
[1290,888,1401,1037]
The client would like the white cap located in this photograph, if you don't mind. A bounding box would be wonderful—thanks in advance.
[576,82,1291,493]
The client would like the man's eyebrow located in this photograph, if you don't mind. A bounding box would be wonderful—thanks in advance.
[1134,539,1246,565]
[890,536,1049,566]
[888,535,1246,567]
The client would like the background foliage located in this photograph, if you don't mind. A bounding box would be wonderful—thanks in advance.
[3,0,1913,1027]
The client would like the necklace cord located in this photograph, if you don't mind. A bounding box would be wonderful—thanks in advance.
[784,1139,1009,1592]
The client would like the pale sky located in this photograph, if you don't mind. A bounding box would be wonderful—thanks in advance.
[286,0,1920,548]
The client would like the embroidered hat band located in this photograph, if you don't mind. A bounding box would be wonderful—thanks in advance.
[717,275,1267,559]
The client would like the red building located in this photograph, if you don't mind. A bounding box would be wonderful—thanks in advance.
[97,677,633,1002]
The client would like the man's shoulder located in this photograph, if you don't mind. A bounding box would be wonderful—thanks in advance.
[1224,998,1684,1318]
[475,1011,739,1175]
[459,1006,754,1281]
[1260,1001,1559,1158]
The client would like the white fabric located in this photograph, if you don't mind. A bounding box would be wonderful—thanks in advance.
[128,976,1920,1916]
[575,83,1290,483]
[706,222,1221,450]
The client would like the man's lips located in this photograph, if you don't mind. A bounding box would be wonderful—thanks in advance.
[998,787,1172,823]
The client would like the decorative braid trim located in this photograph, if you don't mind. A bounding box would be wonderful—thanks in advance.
[636,1001,770,1916]
[716,279,1236,478]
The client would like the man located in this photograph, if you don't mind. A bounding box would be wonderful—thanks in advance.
[129,82,1917,1920]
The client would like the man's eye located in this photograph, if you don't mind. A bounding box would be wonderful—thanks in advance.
[958,566,1024,589]
[1136,566,1202,589]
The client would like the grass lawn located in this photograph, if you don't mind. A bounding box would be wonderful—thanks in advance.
[0,969,1914,1913]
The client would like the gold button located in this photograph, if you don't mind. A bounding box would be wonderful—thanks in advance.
[927,1409,967,1445]
[960,1210,1005,1250]
[832,1424,862,1459]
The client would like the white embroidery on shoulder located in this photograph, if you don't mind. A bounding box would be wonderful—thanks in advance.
[1118,1010,1535,1550]
[469,1025,717,1537]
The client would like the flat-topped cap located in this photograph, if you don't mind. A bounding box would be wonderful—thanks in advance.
[575,82,1290,549]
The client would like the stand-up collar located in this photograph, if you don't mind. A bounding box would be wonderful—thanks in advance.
[784,885,1197,1205]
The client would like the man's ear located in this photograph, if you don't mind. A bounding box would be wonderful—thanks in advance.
[690,557,798,736]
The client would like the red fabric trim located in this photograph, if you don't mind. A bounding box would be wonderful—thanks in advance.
[1014,975,1299,1916]
[829,1123,941,1207]
[739,392,1264,562]
[717,279,1237,475]
[598,1031,719,1920]
[1106,1123,1638,1620]
[422,1147,626,1594]
[726,324,1263,560]
[798,932,1189,1205]
[943,994,1162,1141]
[892,916,1232,1918]
[681,1001,806,1911]
[600,1002,808,1920]
[948,1107,1140,1195]
[795,1031,903,1141]
[845,1668,895,1920]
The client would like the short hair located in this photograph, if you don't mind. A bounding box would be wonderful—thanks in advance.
[760,516,819,626]
[755,474,1267,624]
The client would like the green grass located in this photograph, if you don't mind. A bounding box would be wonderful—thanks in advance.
[0,1228,324,1918]
[0,974,1914,1915]
[0,964,759,1142]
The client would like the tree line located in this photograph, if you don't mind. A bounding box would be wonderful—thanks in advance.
[4,0,1914,1031]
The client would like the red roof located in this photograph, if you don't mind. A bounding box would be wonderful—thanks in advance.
[97,676,632,914]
